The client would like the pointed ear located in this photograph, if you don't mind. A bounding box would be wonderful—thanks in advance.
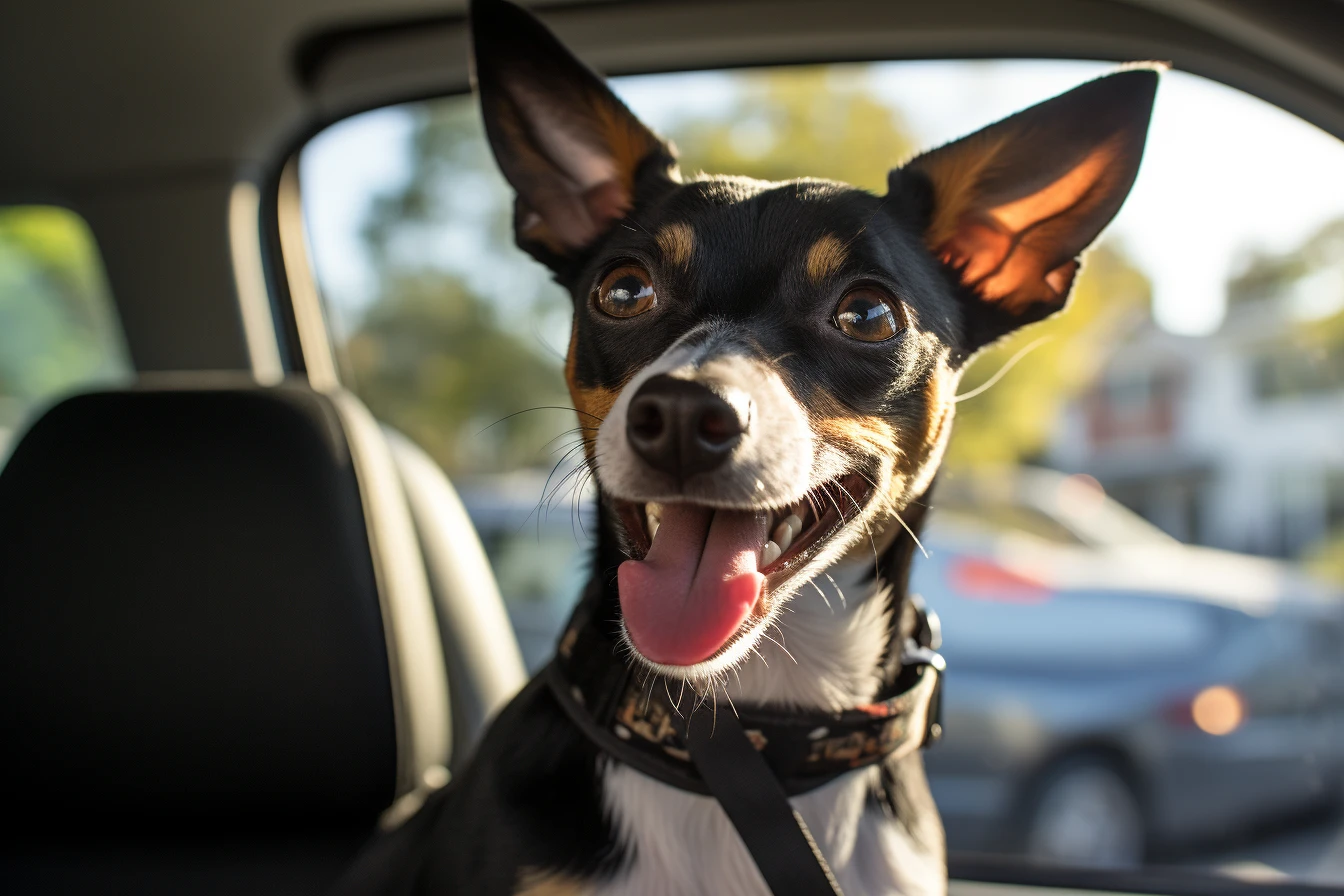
[894,68,1158,346]
[469,0,678,265]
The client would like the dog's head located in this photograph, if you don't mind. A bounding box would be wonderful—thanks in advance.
[470,0,1156,681]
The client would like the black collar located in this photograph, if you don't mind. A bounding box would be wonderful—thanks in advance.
[546,579,946,797]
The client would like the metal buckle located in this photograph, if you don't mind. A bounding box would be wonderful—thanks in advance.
[903,594,946,747]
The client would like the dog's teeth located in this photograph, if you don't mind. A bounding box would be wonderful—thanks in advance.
[772,520,794,552]
[646,502,662,540]
[782,514,803,539]
[762,540,782,567]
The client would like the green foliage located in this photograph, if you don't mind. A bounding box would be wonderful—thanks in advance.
[1224,217,1344,403]
[1227,217,1344,312]
[946,244,1153,467]
[1303,527,1344,586]
[667,66,916,190]
[345,272,572,475]
[0,206,128,429]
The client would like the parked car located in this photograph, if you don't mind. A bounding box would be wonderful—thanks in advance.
[918,468,1344,866]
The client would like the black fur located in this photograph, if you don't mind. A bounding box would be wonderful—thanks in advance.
[333,1,1157,891]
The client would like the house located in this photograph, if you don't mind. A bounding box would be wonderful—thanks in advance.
[1049,299,1344,559]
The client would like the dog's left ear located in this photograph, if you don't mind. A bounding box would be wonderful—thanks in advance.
[891,68,1158,348]
[469,0,678,267]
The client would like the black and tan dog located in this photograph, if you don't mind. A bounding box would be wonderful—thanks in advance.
[339,1,1157,893]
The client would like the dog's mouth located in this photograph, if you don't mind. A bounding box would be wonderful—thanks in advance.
[612,472,873,669]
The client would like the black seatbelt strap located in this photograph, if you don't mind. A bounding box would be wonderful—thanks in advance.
[677,708,845,896]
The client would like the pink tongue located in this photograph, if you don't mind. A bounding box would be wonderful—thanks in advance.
[618,504,768,666]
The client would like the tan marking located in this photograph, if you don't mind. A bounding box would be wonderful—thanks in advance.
[655,222,695,270]
[910,359,957,499]
[565,321,619,459]
[809,346,958,515]
[515,868,588,896]
[805,234,848,283]
[813,414,899,459]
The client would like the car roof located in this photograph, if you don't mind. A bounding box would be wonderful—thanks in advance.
[3,0,1343,193]
[4,0,1343,377]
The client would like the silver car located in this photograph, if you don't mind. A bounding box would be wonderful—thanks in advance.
[917,469,1344,867]
[458,466,1344,868]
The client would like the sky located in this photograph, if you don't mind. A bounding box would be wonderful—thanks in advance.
[302,60,1344,337]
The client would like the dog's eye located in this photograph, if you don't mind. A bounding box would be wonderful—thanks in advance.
[594,265,657,319]
[834,287,904,342]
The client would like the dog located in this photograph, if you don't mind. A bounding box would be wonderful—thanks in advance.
[335,1,1157,893]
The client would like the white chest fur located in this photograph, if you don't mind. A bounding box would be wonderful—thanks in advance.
[591,566,944,896]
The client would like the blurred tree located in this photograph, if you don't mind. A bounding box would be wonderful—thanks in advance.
[1227,217,1344,311]
[347,65,1153,476]
[1225,216,1344,578]
[1227,216,1344,353]
[345,272,573,475]
[348,102,574,477]
[668,66,917,191]
[944,244,1153,468]
[0,206,128,431]
[1305,530,1344,585]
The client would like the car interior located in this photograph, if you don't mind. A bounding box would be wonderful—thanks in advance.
[2,1,1342,894]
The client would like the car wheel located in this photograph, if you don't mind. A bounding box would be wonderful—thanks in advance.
[1024,757,1145,868]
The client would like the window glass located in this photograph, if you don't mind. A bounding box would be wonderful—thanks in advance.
[0,206,130,460]
[301,61,1344,883]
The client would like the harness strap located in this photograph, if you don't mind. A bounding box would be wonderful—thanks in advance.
[544,578,946,896]
[677,707,845,896]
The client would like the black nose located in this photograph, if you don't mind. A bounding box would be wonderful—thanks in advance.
[626,375,745,479]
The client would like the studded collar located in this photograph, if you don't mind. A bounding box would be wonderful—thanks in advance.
[546,579,945,797]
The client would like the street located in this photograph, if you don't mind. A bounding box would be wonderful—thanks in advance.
[1187,813,1344,887]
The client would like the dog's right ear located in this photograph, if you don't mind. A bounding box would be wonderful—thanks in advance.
[470,0,678,267]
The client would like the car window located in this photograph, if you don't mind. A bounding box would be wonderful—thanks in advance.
[299,60,1344,883]
[0,206,130,461]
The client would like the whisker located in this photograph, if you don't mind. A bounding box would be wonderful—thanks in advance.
[475,405,605,436]
[893,509,929,559]
[519,446,588,538]
[805,488,824,521]
[539,426,599,454]
[722,685,740,720]
[954,335,1053,403]
[824,572,847,609]
[835,479,881,573]
[809,577,834,613]
[759,628,797,665]
[641,672,655,716]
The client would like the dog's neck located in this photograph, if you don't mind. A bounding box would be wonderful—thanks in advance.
[726,556,892,712]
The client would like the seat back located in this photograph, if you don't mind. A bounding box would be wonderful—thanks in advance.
[0,384,451,893]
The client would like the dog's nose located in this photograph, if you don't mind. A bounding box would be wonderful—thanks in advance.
[626,375,745,478]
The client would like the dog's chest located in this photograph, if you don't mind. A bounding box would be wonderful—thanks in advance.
[594,763,941,896]
[587,571,941,896]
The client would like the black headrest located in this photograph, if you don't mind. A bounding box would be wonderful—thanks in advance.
[0,387,399,832]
